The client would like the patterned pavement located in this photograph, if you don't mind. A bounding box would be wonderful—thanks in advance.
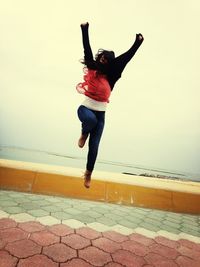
[0,189,200,267]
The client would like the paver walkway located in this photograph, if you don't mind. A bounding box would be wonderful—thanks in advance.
[0,189,200,267]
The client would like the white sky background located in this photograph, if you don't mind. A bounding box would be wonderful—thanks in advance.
[0,0,200,174]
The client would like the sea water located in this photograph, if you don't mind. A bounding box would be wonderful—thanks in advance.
[0,146,199,182]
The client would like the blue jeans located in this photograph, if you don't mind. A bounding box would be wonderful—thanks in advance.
[77,105,105,172]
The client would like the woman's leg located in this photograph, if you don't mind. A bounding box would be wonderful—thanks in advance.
[77,105,98,147]
[84,111,105,188]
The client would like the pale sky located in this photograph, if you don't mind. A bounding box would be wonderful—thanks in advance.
[0,0,200,174]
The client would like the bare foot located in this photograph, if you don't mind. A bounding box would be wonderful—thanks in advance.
[78,133,89,148]
[84,170,92,188]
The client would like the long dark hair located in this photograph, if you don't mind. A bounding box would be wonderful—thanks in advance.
[81,49,115,74]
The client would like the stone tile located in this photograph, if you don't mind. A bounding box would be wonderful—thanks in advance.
[139,222,161,232]
[155,236,180,249]
[180,227,200,237]
[145,252,178,267]
[5,239,41,258]
[83,211,102,219]
[149,243,180,259]
[0,200,18,207]
[61,258,93,267]
[157,230,180,241]
[0,238,7,250]
[18,254,59,267]
[43,243,76,263]
[104,213,123,221]
[123,215,142,224]
[30,230,60,246]
[19,202,40,210]
[176,255,199,267]
[12,197,30,204]
[0,250,18,267]
[79,246,112,266]
[87,222,110,232]
[26,195,44,201]
[55,202,72,209]
[103,231,128,243]
[62,219,85,229]
[62,233,91,249]
[48,224,74,236]
[134,227,158,238]
[27,209,49,217]
[117,219,138,229]
[104,263,124,267]
[0,218,17,229]
[0,227,28,243]
[73,214,95,224]
[63,207,82,215]
[110,224,134,235]
[42,205,63,212]
[159,225,181,235]
[0,210,9,218]
[76,227,102,240]
[129,233,155,246]
[3,206,25,214]
[51,211,73,220]
[72,204,90,211]
[32,200,51,206]
[163,220,181,230]
[177,245,200,261]
[179,233,200,244]
[178,239,200,251]
[121,240,150,256]
[112,249,146,267]
[10,213,35,222]
[95,216,116,226]
[18,221,46,233]
[36,215,60,225]
[92,237,121,253]
[91,206,109,214]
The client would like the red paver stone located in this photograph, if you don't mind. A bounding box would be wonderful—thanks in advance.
[18,221,45,233]
[179,239,200,252]
[30,230,59,246]
[0,228,28,243]
[177,245,200,261]
[129,233,155,246]
[112,249,146,267]
[0,239,7,249]
[149,243,180,259]
[155,236,180,249]
[0,251,18,267]
[76,227,102,240]
[102,231,128,243]
[43,243,76,262]
[92,237,121,253]
[48,224,74,236]
[121,240,150,256]
[18,254,59,267]
[61,258,93,267]
[176,255,199,267]
[5,239,41,258]
[0,218,17,230]
[145,252,178,267]
[79,246,112,266]
[104,262,124,267]
[62,233,90,249]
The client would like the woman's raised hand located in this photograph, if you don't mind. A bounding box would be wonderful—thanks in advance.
[81,22,89,28]
[136,33,144,42]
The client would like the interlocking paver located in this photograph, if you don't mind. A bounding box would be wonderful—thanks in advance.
[10,213,35,222]
[36,215,60,225]
[17,254,59,267]
[79,246,112,266]
[112,249,146,267]
[5,239,41,258]
[48,224,74,236]
[43,243,76,262]
[1,189,200,267]
[0,227,28,243]
[18,221,45,233]
[62,233,91,249]
[30,230,60,246]
[0,250,18,267]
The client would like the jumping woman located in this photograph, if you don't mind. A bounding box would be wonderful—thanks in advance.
[76,22,144,188]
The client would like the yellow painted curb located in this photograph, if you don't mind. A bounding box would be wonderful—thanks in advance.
[0,159,200,214]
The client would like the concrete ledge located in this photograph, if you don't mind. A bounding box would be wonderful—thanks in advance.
[0,159,200,214]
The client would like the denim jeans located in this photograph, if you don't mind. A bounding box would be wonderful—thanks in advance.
[77,105,105,172]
